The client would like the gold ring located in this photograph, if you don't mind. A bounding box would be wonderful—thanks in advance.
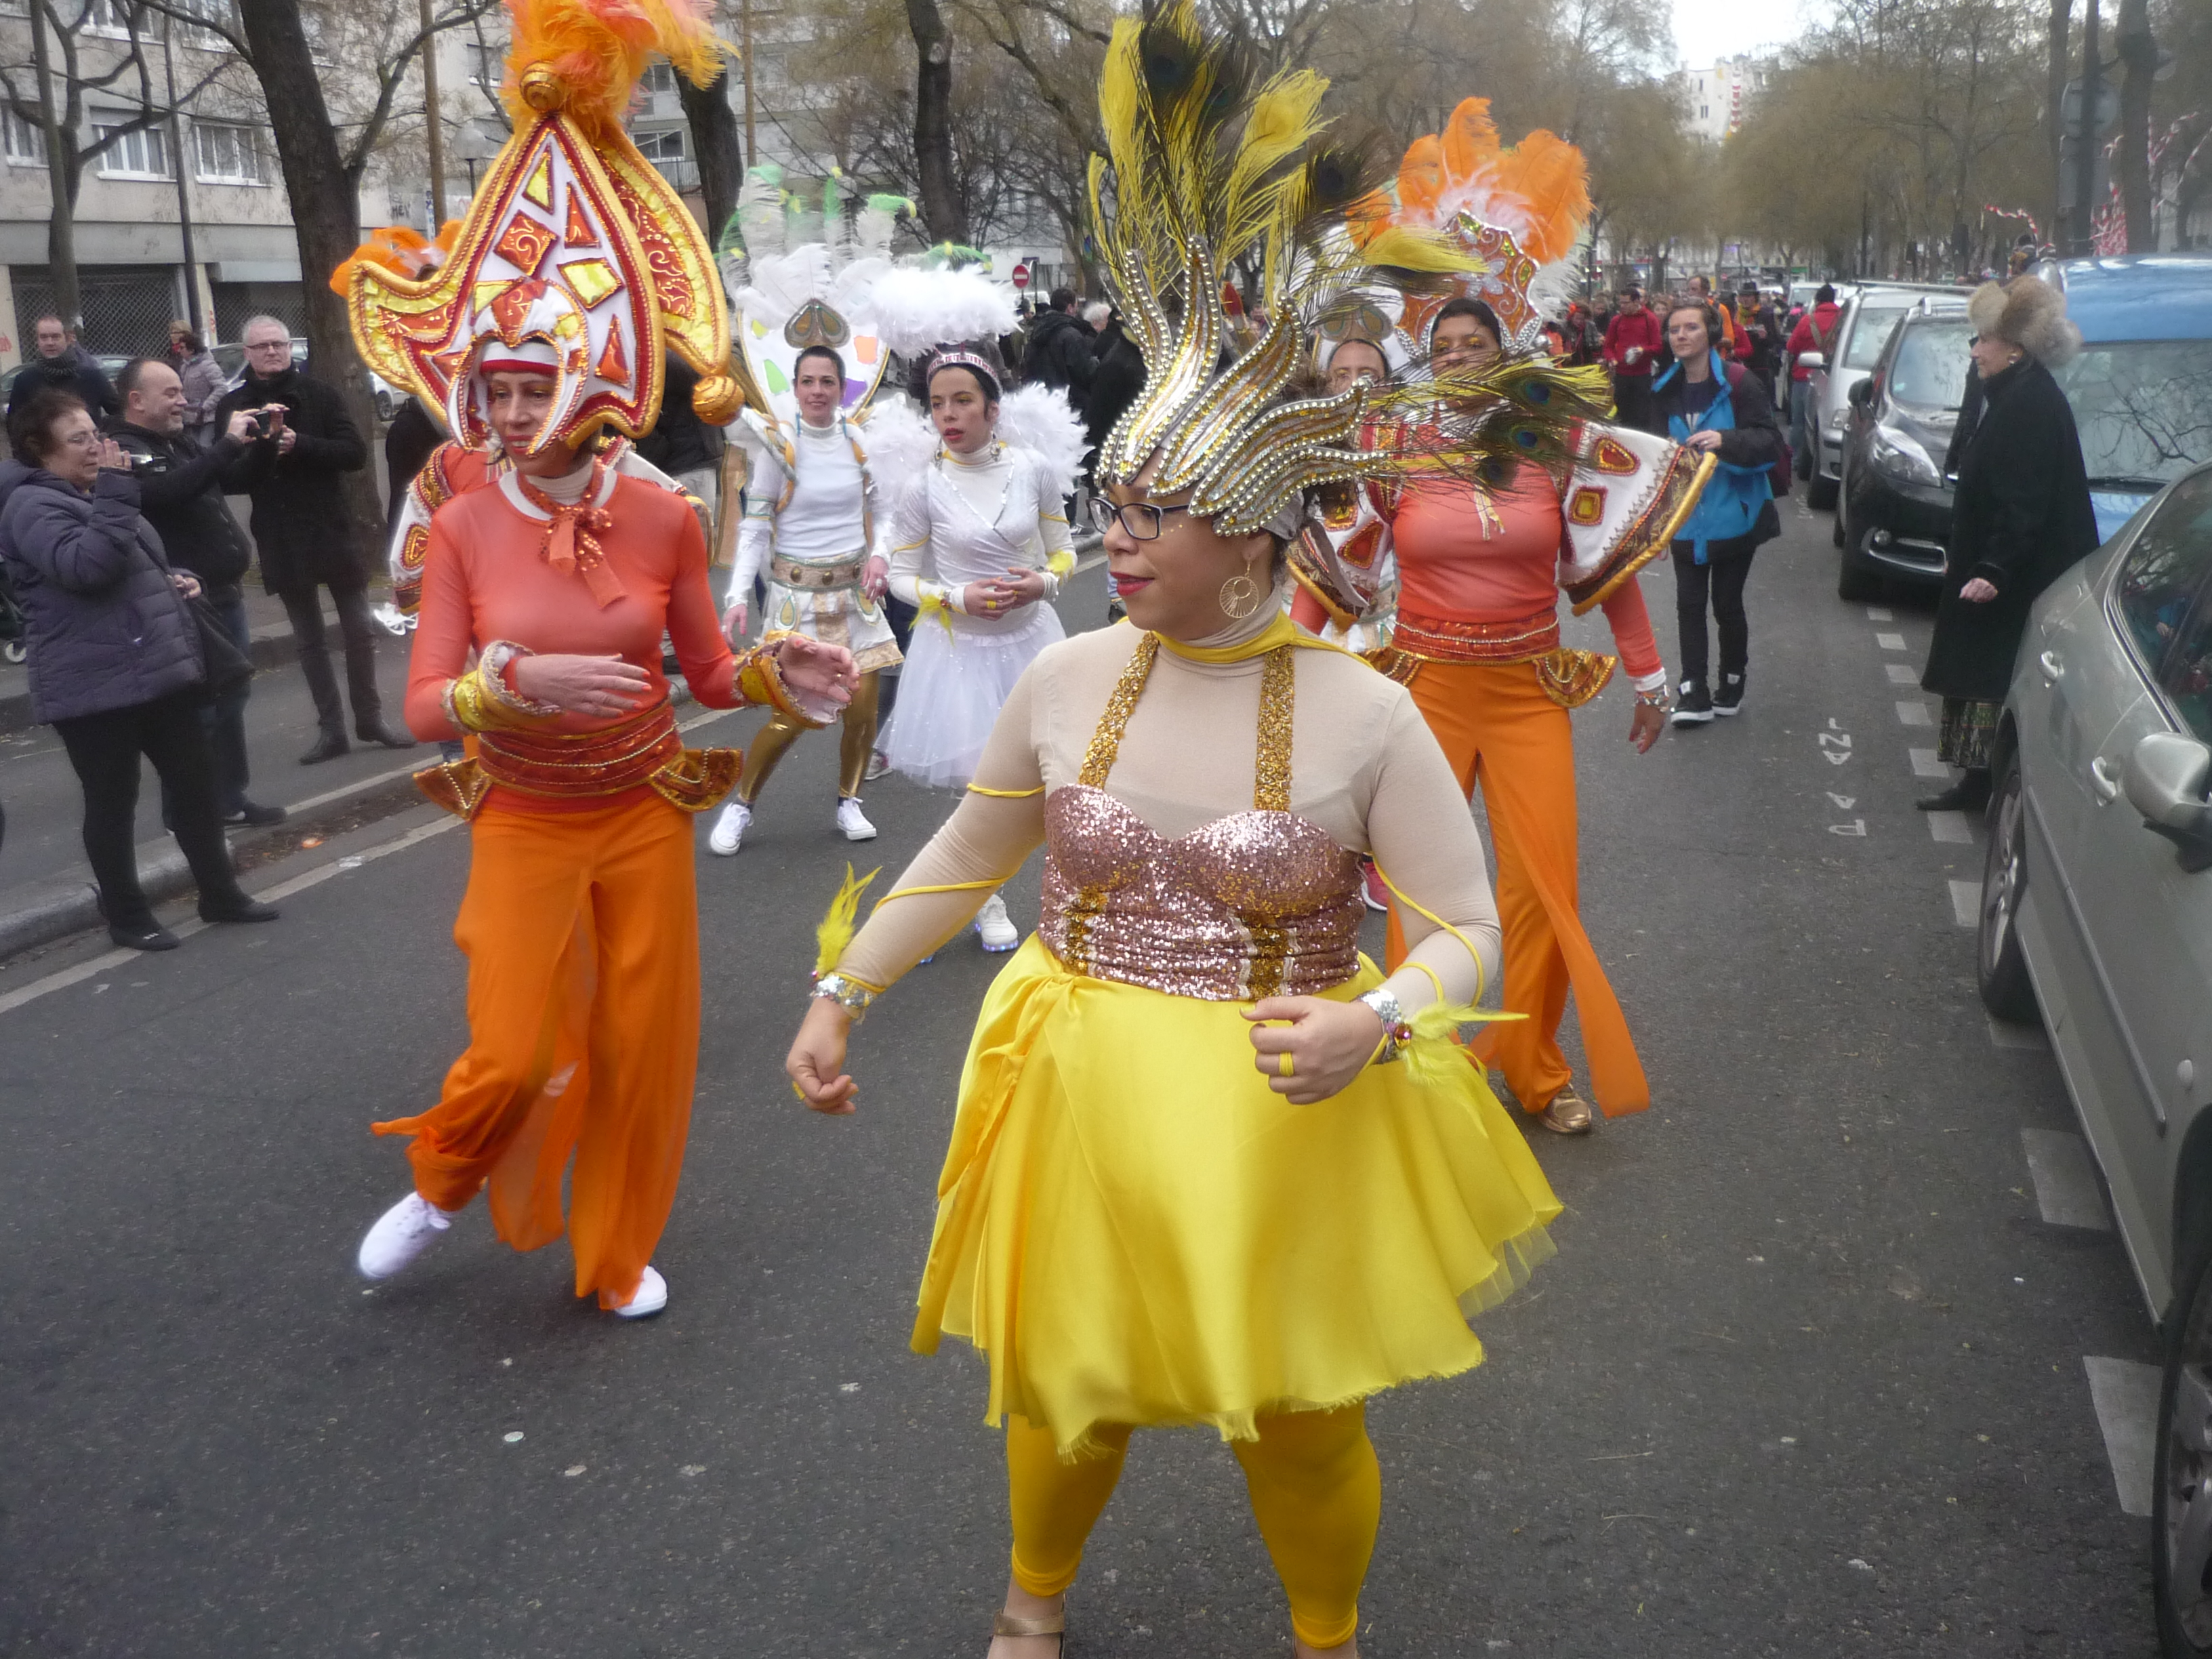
[1278,1052,1294,1078]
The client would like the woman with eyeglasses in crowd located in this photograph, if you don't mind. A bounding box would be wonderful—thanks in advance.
[877,344,1078,952]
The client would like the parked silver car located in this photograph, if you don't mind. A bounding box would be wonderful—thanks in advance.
[1976,460,2212,1656]
[1804,282,1967,509]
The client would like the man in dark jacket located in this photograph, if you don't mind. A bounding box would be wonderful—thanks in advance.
[7,314,121,423]
[634,349,725,514]
[213,314,411,762]
[1023,289,1097,399]
[113,356,285,826]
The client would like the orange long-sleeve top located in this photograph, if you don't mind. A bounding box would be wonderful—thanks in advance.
[406,470,740,813]
[1294,466,1662,683]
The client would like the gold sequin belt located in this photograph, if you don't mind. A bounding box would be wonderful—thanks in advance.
[414,697,740,819]
[1387,602,1560,665]
[771,552,870,591]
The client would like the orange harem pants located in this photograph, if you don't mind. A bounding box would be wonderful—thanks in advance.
[1385,658,1651,1118]
[1006,1406,1380,1650]
[373,794,701,1309]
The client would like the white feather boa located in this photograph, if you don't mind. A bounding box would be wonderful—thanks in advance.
[857,386,1088,506]
[869,268,1017,356]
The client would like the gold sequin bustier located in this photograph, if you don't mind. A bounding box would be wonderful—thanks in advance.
[1037,635,1365,1001]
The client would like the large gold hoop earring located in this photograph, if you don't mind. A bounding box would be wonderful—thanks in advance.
[1218,556,1263,620]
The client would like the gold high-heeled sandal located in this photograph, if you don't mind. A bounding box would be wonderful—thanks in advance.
[1538,1086,1594,1135]
[993,1608,1066,1652]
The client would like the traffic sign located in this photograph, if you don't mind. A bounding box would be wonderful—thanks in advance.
[1011,260,1031,291]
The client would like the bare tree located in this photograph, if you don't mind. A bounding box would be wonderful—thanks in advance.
[905,0,965,241]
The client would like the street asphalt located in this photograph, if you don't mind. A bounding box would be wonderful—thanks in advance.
[0,500,2162,1657]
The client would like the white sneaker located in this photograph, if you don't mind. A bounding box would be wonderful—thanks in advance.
[708,800,751,855]
[613,1264,667,1319]
[865,749,891,782]
[357,1191,455,1280]
[975,892,1019,952]
[836,798,877,841]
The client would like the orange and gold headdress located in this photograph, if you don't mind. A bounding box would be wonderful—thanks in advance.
[333,0,734,457]
[1357,99,1591,354]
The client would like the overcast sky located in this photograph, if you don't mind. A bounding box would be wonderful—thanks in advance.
[1671,0,1816,70]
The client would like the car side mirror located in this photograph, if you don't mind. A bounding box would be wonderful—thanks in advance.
[2124,732,2212,873]
[1847,380,1873,409]
[1799,352,1826,370]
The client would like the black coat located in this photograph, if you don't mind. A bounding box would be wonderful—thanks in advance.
[634,352,724,477]
[1084,329,1147,462]
[7,350,121,424]
[213,366,369,595]
[109,422,256,596]
[1024,310,1097,394]
[383,396,444,540]
[1921,357,2099,703]
[1643,359,1784,553]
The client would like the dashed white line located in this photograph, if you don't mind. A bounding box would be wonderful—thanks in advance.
[1910,747,1947,778]
[1897,701,1933,726]
[1927,811,1974,844]
[1987,1015,2049,1050]
[1866,606,1894,621]
[1876,632,1908,651]
[2083,1357,2160,1518]
[1885,663,1921,685]
[2021,1128,2113,1231]
[1949,880,1980,926]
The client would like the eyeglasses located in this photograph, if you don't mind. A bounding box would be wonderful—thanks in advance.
[1087,495,1190,540]
[58,430,102,448]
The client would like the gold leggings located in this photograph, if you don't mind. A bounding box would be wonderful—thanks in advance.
[735,668,880,804]
[1006,1405,1380,1650]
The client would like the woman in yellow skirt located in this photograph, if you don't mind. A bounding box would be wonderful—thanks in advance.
[785,9,1626,1651]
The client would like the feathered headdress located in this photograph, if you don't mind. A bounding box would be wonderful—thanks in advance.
[1357,98,1592,353]
[333,0,733,456]
[1086,0,1611,537]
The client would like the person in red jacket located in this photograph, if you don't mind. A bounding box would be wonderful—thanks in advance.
[1784,284,1843,482]
[1601,286,1664,430]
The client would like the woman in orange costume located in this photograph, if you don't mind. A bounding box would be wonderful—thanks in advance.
[1295,104,1710,1135]
[340,0,855,1315]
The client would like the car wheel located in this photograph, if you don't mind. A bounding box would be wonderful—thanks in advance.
[1977,750,2039,1023]
[2157,1242,2212,1656]
[1808,472,1837,510]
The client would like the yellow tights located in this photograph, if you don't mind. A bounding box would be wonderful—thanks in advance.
[1005,1405,1380,1650]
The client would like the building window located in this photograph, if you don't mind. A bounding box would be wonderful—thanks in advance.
[1700,104,1709,119]
[640,62,675,96]
[94,121,170,180]
[634,127,685,167]
[466,41,498,86]
[3,108,46,166]
[193,120,264,184]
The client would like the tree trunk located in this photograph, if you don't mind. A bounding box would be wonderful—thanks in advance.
[28,0,78,329]
[677,60,745,239]
[905,0,968,245]
[232,0,386,558]
[2114,0,2156,251]
[2045,0,2071,243]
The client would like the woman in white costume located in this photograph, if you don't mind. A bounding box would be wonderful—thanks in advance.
[877,345,1076,951]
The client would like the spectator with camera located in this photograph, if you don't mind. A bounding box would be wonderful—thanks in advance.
[213,315,413,764]
[112,356,286,827]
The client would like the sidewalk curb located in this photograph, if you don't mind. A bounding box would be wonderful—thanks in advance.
[0,619,304,739]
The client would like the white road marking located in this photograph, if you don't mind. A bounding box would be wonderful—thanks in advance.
[1829,792,1857,808]
[1897,701,1933,726]
[1927,811,1974,844]
[284,758,428,818]
[2083,1357,2160,1517]
[1885,663,1921,685]
[1876,632,1908,651]
[1910,747,1947,777]
[1828,819,1867,837]
[0,814,464,1021]
[1950,879,1980,926]
[1987,1015,2049,1050]
[1075,550,1107,574]
[2021,1128,2113,1231]
[1866,607,1894,621]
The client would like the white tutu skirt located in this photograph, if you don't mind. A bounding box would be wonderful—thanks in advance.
[881,607,1065,789]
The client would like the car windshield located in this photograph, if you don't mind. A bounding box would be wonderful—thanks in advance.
[1844,304,1912,369]
[2054,340,2212,487]
[1889,321,1973,409]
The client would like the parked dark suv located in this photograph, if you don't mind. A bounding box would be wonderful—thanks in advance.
[1835,298,1971,600]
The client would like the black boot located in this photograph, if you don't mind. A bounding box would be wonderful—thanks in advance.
[1915,769,1992,813]
[355,718,416,751]
[201,894,280,925]
[300,729,350,765]
[96,890,178,951]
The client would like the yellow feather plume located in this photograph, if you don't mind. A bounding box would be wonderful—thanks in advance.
[1355,225,1488,276]
[1402,999,1525,1091]
[813,863,880,979]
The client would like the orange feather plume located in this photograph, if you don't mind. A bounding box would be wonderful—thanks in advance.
[1386,97,1590,264]
[499,0,724,143]
[1490,129,1589,263]
[1437,98,1500,184]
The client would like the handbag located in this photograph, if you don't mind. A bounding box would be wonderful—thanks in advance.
[186,591,253,696]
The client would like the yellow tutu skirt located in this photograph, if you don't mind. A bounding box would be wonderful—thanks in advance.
[912,936,1563,1454]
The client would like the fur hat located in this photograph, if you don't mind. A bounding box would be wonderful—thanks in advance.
[1967,274,2081,368]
